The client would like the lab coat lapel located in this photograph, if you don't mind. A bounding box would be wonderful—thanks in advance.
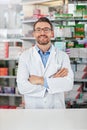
[33,47,45,72]
[44,45,56,73]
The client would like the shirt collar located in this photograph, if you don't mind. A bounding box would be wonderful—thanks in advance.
[35,45,52,54]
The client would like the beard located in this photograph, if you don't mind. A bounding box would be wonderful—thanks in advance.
[36,35,50,45]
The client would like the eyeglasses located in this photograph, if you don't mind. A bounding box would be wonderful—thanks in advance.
[34,27,52,33]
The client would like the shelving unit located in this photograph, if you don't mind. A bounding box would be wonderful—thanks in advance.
[0,37,23,108]
[21,0,87,108]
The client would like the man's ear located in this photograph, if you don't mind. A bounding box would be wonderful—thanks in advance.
[51,31,54,38]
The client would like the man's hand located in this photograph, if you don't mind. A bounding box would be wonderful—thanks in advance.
[28,68,68,85]
[53,68,68,78]
[28,75,44,85]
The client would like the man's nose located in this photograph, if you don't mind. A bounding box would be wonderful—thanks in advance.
[40,29,45,34]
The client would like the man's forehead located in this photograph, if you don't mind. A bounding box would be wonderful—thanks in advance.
[35,22,50,27]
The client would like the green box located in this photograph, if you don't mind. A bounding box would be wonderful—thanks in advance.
[76,5,86,11]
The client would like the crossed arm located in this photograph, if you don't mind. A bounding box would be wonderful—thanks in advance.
[28,68,68,85]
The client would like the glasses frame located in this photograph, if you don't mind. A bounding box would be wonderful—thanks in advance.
[34,27,52,33]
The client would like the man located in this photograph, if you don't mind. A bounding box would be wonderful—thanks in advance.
[17,17,74,109]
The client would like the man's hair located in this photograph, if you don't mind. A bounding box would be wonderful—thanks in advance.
[33,17,53,31]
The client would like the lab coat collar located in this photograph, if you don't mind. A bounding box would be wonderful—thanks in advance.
[33,44,56,73]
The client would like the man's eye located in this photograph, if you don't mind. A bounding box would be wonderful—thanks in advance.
[45,28,49,31]
[34,28,51,33]
[35,29,41,32]
[44,28,51,31]
[37,29,41,31]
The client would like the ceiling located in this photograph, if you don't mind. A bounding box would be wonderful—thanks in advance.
[21,0,68,6]
[0,0,22,4]
[0,0,86,5]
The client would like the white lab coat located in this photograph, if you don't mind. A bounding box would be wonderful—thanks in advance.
[17,45,74,109]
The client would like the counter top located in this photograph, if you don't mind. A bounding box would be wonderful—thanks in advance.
[0,109,87,130]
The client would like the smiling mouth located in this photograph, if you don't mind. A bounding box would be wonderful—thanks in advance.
[39,35,48,38]
[37,36,49,45]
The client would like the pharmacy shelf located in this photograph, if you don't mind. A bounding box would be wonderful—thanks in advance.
[22,18,59,24]
[74,79,87,82]
[0,58,18,61]
[0,39,23,42]
[53,19,87,22]
[21,37,35,40]
[22,19,38,24]
[0,93,22,97]
[0,76,16,79]
[71,61,87,64]
[65,98,87,104]
[22,18,60,23]
[22,18,87,24]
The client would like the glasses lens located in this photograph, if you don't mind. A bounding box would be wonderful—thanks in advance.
[35,28,41,32]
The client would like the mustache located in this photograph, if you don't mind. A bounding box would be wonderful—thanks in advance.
[38,35,48,38]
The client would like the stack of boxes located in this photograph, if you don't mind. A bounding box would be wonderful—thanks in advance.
[0,42,9,76]
[75,64,87,80]
[65,83,83,101]
[0,42,22,59]
[66,63,87,103]
[0,42,9,59]
[74,5,87,19]
[74,24,85,38]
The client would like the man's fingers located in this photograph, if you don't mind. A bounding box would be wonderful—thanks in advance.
[57,68,68,75]
[53,68,68,78]
[59,68,68,76]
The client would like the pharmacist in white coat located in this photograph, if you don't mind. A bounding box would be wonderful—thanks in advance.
[17,17,74,109]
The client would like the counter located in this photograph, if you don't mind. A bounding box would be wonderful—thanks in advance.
[0,109,87,130]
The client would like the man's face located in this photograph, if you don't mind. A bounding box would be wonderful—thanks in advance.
[33,22,54,45]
